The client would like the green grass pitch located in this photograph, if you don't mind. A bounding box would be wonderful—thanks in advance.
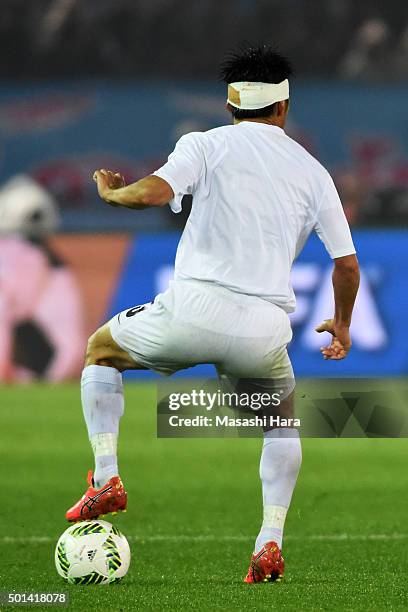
[1,383,408,611]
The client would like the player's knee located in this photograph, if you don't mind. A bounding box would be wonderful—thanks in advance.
[85,328,115,368]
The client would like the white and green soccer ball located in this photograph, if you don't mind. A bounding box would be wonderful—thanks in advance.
[55,520,131,585]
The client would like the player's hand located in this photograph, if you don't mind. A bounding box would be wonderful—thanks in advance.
[93,169,125,206]
[315,318,351,360]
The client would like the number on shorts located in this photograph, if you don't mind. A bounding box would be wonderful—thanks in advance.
[125,304,149,318]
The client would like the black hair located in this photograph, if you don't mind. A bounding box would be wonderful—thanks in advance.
[219,43,293,119]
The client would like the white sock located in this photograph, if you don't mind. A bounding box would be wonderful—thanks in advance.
[90,433,118,489]
[81,365,124,488]
[254,427,302,553]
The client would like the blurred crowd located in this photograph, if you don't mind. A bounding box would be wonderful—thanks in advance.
[1,0,407,80]
[0,0,407,234]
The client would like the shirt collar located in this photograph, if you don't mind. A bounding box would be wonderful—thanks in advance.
[237,121,285,135]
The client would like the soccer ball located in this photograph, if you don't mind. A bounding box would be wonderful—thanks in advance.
[55,520,131,585]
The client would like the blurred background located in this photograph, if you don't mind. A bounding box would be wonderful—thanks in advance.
[0,0,407,382]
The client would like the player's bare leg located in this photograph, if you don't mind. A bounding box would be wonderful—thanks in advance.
[244,391,302,582]
[66,324,144,522]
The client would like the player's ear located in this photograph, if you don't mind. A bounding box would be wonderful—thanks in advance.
[276,100,288,117]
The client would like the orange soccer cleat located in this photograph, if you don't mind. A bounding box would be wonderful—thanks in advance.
[65,470,127,522]
[244,541,284,583]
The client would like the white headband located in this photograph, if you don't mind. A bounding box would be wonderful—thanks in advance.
[227,79,289,110]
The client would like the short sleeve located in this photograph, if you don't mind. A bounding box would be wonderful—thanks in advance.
[314,174,356,259]
[153,132,204,213]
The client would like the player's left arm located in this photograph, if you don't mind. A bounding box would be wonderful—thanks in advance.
[313,173,360,360]
[93,170,173,209]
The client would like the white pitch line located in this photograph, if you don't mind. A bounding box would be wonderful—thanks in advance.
[1,533,407,544]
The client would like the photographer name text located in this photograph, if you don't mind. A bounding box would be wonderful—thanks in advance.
[167,415,300,428]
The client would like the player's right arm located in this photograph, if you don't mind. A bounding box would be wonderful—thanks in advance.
[93,170,173,209]
[313,174,360,360]
[92,132,204,211]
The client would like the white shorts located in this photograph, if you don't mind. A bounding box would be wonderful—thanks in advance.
[109,279,294,384]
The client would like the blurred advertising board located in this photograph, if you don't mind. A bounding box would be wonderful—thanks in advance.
[0,234,129,382]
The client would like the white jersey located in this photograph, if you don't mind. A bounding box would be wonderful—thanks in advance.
[154,122,355,313]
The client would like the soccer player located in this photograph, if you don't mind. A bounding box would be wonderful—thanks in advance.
[66,44,360,583]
